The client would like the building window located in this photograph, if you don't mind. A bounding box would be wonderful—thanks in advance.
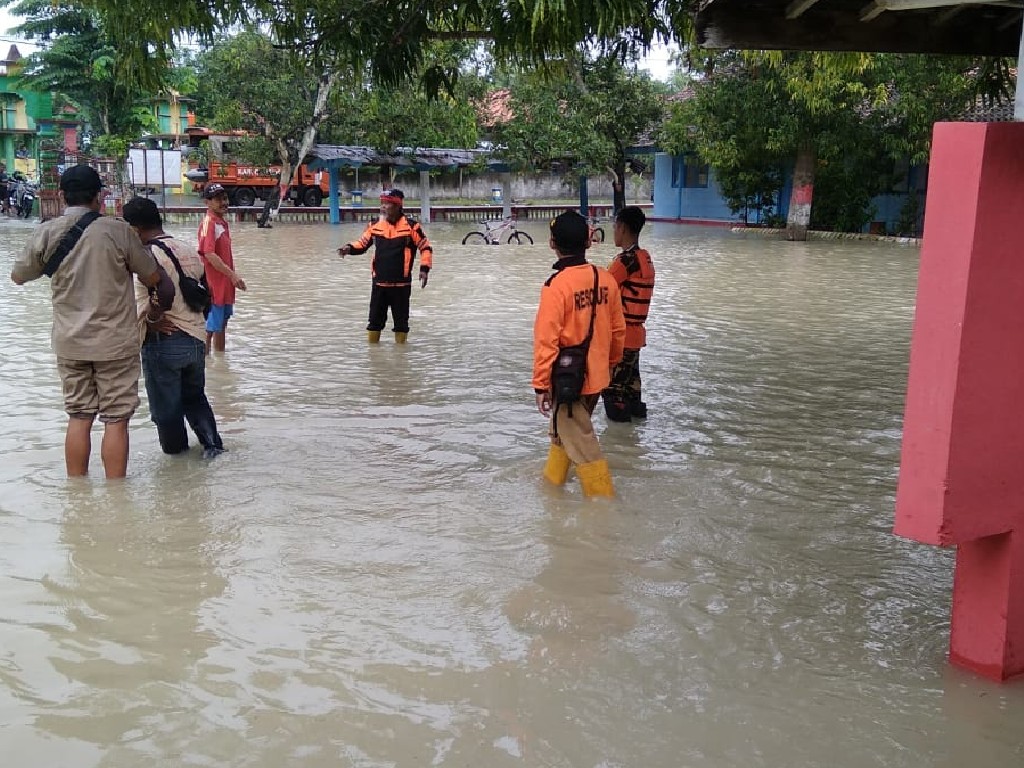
[684,156,709,188]
[2,99,19,131]
[671,155,685,188]
[671,154,710,188]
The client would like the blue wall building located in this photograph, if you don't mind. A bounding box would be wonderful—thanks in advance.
[652,150,927,236]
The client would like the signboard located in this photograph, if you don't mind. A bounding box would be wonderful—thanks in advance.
[127,148,183,189]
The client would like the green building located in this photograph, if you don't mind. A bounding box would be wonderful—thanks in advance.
[1,44,80,179]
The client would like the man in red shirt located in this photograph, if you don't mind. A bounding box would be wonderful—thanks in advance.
[197,183,247,352]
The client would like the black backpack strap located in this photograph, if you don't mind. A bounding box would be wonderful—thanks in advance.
[582,265,599,348]
[43,211,101,277]
[145,237,187,282]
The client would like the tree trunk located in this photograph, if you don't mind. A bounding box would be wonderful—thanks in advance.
[258,69,339,229]
[611,162,627,214]
[257,155,291,228]
[786,143,816,241]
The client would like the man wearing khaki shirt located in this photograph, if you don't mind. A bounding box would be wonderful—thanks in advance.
[10,165,172,479]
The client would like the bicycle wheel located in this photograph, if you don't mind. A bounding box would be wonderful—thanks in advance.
[462,232,488,245]
[507,231,534,245]
[592,227,605,243]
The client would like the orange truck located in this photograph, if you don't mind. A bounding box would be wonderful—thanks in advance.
[183,127,330,207]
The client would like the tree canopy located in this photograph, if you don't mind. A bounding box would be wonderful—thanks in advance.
[660,50,1013,232]
[495,55,664,211]
[3,0,156,141]
[76,0,692,90]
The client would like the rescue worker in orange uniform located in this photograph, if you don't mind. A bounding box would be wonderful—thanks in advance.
[337,188,433,343]
[601,206,655,422]
[533,211,625,497]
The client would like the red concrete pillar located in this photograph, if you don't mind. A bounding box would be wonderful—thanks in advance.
[895,122,1024,681]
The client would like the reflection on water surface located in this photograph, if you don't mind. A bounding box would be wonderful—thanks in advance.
[1,217,1021,767]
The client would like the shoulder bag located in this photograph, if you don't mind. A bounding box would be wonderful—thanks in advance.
[146,236,212,315]
[551,265,600,409]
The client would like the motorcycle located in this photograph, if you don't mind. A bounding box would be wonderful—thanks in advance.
[16,181,36,219]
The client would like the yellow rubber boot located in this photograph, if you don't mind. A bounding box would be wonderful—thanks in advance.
[577,459,615,498]
[542,444,571,486]
[395,332,408,344]
[367,330,381,344]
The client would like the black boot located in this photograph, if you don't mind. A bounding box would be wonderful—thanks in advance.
[603,397,632,423]
[630,400,648,419]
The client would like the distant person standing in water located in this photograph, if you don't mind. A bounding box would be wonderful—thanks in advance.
[533,211,625,498]
[337,188,433,344]
[601,206,655,422]
[197,183,247,353]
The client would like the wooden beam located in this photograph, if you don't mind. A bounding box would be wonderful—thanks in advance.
[871,0,1003,10]
[785,0,823,19]
[998,9,1022,29]
[696,1,1022,56]
[861,1,886,21]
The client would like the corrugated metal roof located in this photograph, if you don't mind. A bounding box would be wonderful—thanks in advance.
[309,145,502,169]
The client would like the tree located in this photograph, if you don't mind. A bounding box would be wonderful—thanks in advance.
[661,50,1009,236]
[495,56,665,212]
[319,41,483,152]
[80,0,692,91]
[3,0,157,139]
[195,30,339,226]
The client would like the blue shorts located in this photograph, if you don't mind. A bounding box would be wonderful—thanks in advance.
[206,304,234,333]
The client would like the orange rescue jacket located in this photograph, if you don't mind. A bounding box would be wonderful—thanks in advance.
[607,244,654,349]
[533,257,625,395]
[346,213,433,287]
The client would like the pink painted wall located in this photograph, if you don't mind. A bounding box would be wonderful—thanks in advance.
[895,121,1024,681]
[896,122,1024,545]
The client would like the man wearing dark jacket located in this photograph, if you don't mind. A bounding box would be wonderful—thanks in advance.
[337,188,433,344]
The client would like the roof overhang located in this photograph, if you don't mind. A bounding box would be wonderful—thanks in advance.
[308,145,508,171]
[695,0,1024,56]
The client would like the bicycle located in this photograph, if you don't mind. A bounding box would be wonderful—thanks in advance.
[462,216,534,245]
[587,216,606,243]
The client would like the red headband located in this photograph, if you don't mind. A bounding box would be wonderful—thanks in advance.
[379,194,403,204]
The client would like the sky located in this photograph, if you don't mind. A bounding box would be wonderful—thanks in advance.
[1,9,678,81]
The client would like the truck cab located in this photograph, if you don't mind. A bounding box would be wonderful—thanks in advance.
[184,127,328,207]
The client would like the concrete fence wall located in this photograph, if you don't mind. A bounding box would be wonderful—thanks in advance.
[337,170,653,203]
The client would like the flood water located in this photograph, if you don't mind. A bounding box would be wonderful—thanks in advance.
[1,214,1022,767]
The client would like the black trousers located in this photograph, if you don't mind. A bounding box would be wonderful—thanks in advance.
[367,284,412,333]
[603,348,642,403]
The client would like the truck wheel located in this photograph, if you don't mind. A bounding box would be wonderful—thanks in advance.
[302,187,323,207]
[234,186,256,207]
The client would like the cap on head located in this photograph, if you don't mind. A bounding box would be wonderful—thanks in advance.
[380,188,404,205]
[204,183,228,200]
[59,164,103,195]
[549,210,590,253]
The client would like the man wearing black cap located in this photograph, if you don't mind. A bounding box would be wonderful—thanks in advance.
[532,210,625,497]
[337,188,433,344]
[10,164,174,479]
[197,182,247,353]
